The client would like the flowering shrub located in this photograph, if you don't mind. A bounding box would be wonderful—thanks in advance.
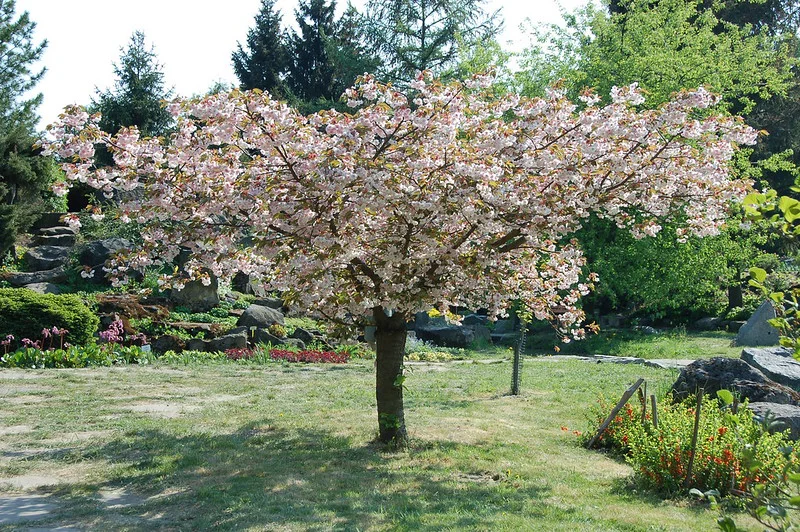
[0,343,151,368]
[581,394,642,455]
[269,349,349,364]
[584,394,795,496]
[225,348,255,361]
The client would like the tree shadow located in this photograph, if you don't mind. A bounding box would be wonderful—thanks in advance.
[32,422,552,530]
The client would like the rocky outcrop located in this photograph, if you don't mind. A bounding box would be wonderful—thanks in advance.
[748,402,800,440]
[741,347,800,392]
[24,246,70,271]
[2,266,68,287]
[237,304,285,328]
[734,301,780,347]
[671,357,800,405]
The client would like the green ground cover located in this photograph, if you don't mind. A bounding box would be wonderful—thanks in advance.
[0,347,759,531]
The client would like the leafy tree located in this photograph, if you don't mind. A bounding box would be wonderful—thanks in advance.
[92,31,173,138]
[0,0,59,259]
[326,4,382,101]
[363,0,502,84]
[47,75,754,445]
[232,0,290,96]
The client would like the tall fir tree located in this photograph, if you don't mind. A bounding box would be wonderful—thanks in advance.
[287,0,338,103]
[0,0,59,259]
[363,0,502,84]
[232,0,289,96]
[92,31,173,138]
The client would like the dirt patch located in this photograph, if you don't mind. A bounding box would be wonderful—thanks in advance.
[0,425,33,436]
[40,430,114,446]
[4,395,48,405]
[98,488,148,508]
[0,370,44,380]
[0,474,63,490]
[0,494,58,525]
[0,384,51,396]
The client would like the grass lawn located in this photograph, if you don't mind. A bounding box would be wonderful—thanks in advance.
[0,347,756,531]
[526,327,741,360]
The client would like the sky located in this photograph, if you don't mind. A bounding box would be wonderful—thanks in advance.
[16,0,589,129]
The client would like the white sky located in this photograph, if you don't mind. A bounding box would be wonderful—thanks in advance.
[16,0,589,129]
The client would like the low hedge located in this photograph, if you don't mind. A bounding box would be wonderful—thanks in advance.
[0,288,99,346]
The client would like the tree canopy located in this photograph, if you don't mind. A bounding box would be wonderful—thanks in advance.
[46,73,754,442]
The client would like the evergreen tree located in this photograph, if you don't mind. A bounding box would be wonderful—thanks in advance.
[92,31,173,138]
[0,0,58,259]
[327,3,382,98]
[287,0,338,102]
[232,0,289,96]
[363,0,502,84]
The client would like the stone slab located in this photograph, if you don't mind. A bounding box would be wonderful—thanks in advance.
[741,346,800,391]
[734,300,780,347]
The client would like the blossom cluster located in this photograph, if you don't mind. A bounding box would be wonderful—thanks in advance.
[43,73,755,339]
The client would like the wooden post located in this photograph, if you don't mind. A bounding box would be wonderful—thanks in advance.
[640,381,647,424]
[650,394,658,429]
[684,387,704,489]
[586,378,644,449]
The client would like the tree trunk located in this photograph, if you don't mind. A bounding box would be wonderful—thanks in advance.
[373,306,408,445]
[728,284,743,310]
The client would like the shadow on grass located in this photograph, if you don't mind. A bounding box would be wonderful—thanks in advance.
[36,422,552,531]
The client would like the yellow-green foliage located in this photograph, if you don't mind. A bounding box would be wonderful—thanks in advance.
[0,288,99,346]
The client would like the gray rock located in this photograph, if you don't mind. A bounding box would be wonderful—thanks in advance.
[252,297,284,310]
[634,325,659,335]
[2,266,68,287]
[36,225,77,237]
[151,334,186,354]
[169,275,220,313]
[471,324,492,344]
[462,314,488,327]
[34,233,76,247]
[493,318,517,334]
[30,212,68,231]
[671,357,800,405]
[290,327,316,344]
[734,301,780,347]
[78,238,131,267]
[741,347,800,391]
[22,283,62,294]
[24,246,70,271]
[414,312,431,329]
[252,328,285,346]
[237,304,285,328]
[727,321,746,333]
[748,402,800,440]
[416,326,474,348]
[231,271,268,297]
[185,338,207,352]
[694,317,723,331]
[207,332,248,352]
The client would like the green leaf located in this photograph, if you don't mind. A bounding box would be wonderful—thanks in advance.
[770,292,786,304]
[716,516,737,532]
[790,496,800,506]
[779,196,800,222]
[689,488,705,498]
[750,267,767,283]
[789,472,800,484]
[716,389,734,405]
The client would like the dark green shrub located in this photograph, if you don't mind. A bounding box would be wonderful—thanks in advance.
[0,288,99,346]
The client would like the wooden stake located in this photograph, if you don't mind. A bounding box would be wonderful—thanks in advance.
[640,381,648,424]
[650,394,658,429]
[684,387,704,489]
[586,378,644,449]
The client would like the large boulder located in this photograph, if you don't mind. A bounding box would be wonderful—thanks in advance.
[36,225,77,237]
[741,347,800,391]
[23,282,62,294]
[34,233,76,247]
[2,266,68,287]
[169,276,220,313]
[151,334,186,354]
[231,271,268,297]
[78,238,132,267]
[671,357,800,405]
[416,326,475,348]
[694,317,723,331]
[237,304,285,328]
[207,331,248,352]
[24,246,70,271]
[747,402,800,440]
[733,301,780,347]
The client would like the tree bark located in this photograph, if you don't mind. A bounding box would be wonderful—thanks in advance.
[373,306,408,445]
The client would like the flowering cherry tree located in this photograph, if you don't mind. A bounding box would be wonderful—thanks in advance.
[44,73,755,444]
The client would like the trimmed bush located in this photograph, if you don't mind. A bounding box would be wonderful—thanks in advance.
[0,288,99,346]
